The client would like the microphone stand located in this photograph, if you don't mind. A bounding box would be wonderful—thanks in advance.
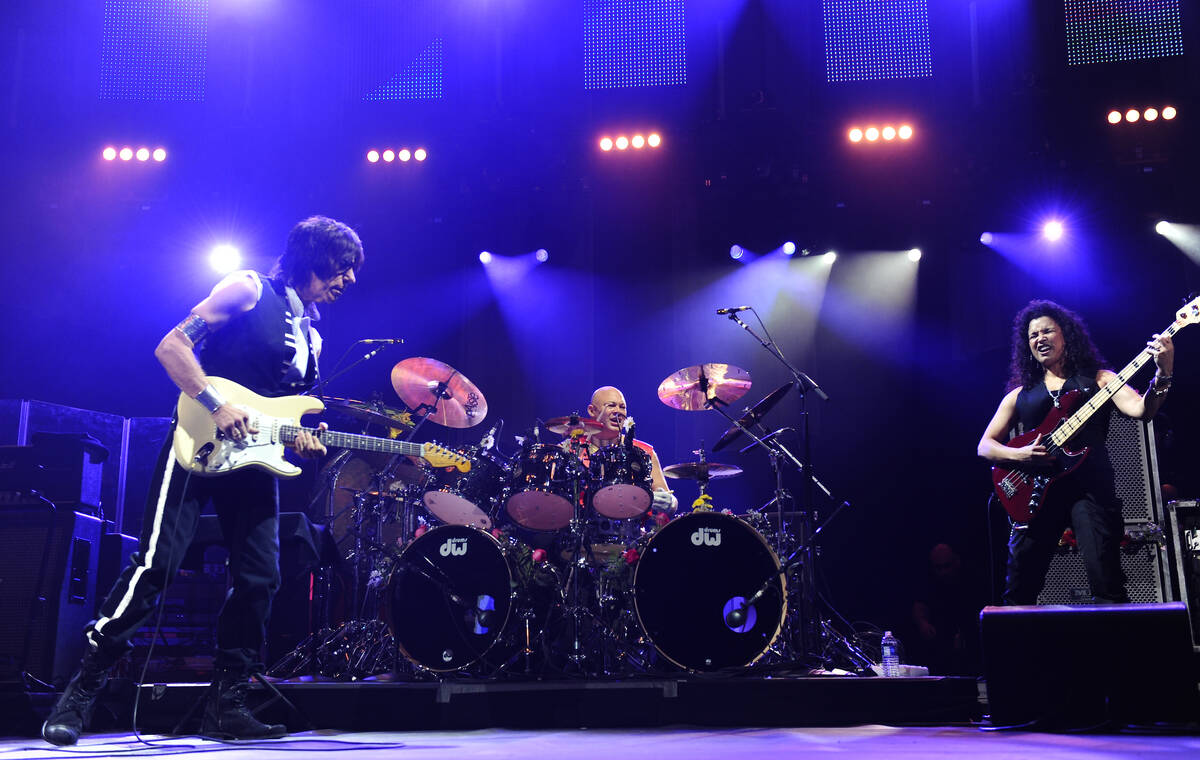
[717,310,858,670]
[310,340,402,400]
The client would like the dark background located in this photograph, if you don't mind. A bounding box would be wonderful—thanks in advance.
[1,1,1197,648]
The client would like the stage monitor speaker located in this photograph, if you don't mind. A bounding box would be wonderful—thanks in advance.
[981,603,1200,728]
[0,504,101,686]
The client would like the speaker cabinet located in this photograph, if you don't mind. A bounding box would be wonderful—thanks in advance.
[0,504,101,686]
[1166,500,1200,651]
[1104,409,1161,523]
[1037,538,1169,605]
[981,603,1200,728]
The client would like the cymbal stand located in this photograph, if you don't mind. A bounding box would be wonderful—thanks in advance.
[404,374,456,441]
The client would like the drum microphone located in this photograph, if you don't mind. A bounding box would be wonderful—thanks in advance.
[480,421,500,450]
[715,306,751,315]
[622,416,636,450]
[725,604,750,628]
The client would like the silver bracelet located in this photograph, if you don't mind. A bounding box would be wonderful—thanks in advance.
[194,384,226,414]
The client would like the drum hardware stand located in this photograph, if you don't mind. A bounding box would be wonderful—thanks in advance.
[309,339,402,402]
[404,376,455,441]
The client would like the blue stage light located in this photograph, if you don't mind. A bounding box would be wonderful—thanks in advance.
[535,249,549,263]
[1042,221,1065,242]
[209,244,241,275]
[730,245,744,261]
[980,232,994,245]
[782,242,796,256]
[479,251,493,264]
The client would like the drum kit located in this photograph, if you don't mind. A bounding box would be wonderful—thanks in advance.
[271,319,875,681]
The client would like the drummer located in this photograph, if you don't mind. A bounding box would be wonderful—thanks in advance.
[575,386,678,514]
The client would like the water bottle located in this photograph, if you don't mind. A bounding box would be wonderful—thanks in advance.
[881,630,900,677]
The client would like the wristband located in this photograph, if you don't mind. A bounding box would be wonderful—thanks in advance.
[195,384,226,414]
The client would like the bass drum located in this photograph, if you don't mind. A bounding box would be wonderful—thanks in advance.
[634,511,785,671]
[386,524,514,672]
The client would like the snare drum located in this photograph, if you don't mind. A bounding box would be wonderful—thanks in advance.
[505,444,585,531]
[421,447,508,529]
[634,511,785,671]
[588,444,653,519]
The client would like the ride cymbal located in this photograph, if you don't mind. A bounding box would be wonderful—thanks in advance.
[390,357,488,428]
[712,382,793,452]
[543,415,604,436]
[657,363,751,411]
[662,461,744,481]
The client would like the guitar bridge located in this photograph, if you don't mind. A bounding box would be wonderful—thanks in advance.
[1000,479,1017,498]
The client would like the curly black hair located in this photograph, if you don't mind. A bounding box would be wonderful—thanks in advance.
[1007,299,1107,390]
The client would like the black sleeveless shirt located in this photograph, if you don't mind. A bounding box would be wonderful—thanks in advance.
[1013,372,1114,493]
[199,276,317,398]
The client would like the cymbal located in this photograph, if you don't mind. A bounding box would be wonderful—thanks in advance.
[657,363,751,411]
[544,415,604,436]
[324,397,415,430]
[712,382,793,452]
[390,357,488,429]
[663,461,743,481]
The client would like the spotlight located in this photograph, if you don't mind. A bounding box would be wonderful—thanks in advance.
[479,251,493,264]
[730,245,744,261]
[1041,220,1065,242]
[599,137,614,151]
[1163,106,1177,120]
[882,126,897,141]
[1156,221,1171,235]
[615,136,629,150]
[152,147,166,162]
[631,134,645,149]
[1125,109,1140,123]
[980,232,994,245]
[102,146,117,161]
[535,248,549,263]
[908,248,922,262]
[1107,110,1122,125]
[898,124,913,139]
[824,251,837,262]
[367,150,380,163]
[647,133,662,148]
[135,147,150,161]
[382,149,395,162]
[848,128,863,143]
[119,147,133,161]
[208,244,242,274]
[782,241,796,256]
[865,127,880,142]
[398,149,412,162]
[1144,107,1159,122]
[414,148,427,161]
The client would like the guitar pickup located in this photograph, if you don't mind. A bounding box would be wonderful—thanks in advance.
[1000,480,1017,498]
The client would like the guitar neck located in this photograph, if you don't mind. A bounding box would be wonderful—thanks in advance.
[1048,320,1179,447]
[279,425,423,457]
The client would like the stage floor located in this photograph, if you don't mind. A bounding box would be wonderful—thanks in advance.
[4,725,1200,759]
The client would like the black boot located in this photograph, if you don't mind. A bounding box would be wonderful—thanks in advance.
[199,669,286,740]
[41,652,110,746]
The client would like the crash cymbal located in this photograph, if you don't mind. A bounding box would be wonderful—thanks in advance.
[390,357,488,428]
[712,382,793,452]
[657,363,752,411]
[544,415,604,436]
[324,397,415,430]
[663,461,744,481]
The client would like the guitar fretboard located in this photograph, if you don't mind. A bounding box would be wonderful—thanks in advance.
[278,425,423,457]
[1048,320,1180,447]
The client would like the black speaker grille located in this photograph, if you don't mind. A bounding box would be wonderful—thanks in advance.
[1103,409,1157,523]
[1037,540,1166,605]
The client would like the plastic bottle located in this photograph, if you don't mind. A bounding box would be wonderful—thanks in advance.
[881,630,900,677]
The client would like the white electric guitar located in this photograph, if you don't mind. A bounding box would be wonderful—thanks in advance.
[173,377,470,478]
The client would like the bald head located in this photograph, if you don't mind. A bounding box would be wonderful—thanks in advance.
[588,386,627,439]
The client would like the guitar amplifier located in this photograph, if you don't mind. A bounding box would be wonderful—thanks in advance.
[1103,409,1161,523]
[1165,500,1200,651]
[1037,534,1170,605]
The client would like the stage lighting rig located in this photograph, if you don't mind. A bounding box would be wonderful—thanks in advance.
[597,132,663,154]
[366,146,429,166]
[102,145,166,163]
[847,123,914,145]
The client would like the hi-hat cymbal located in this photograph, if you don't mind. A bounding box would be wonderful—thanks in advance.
[712,382,793,452]
[657,363,752,411]
[324,397,415,431]
[544,415,604,436]
[663,461,744,481]
[390,357,488,428]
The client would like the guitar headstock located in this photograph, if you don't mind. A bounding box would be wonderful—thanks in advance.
[1177,295,1200,327]
[422,443,472,472]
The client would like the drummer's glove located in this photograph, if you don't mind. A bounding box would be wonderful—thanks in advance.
[652,489,678,514]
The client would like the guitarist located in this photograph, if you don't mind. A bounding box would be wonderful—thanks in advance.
[43,216,365,745]
[977,300,1174,606]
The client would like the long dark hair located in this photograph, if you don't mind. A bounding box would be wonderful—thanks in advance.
[1007,299,1106,390]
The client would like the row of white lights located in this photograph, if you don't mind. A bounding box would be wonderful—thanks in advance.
[366,148,428,163]
[730,243,922,262]
[1106,106,1178,124]
[598,133,663,152]
[102,146,167,162]
[848,124,915,144]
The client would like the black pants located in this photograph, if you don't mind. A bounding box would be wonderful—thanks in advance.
[85,429,281,672]
[1002,477,1128,605]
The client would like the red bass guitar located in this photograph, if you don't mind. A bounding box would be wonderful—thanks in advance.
[992,298,1199,523]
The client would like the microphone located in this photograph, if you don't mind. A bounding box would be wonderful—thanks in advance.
[716,306,751,315]
[360,338,405,344]
[622,416,636,451]
[480,421,500,450]
[725,605,749,628]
